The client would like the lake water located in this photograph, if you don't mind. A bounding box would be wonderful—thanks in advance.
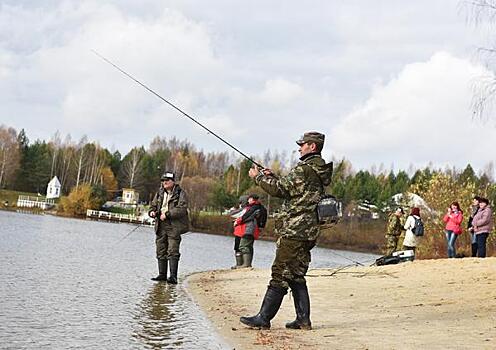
[0,210,378,349]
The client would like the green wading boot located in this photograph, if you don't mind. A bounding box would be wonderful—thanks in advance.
[151,259,168,281]
[231,252,243,269]
[240,285,287,329]
[241,252,253,268]
[167,258,179,284]
[285,282,312,330]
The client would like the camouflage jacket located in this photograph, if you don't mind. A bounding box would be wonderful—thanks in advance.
[255,153,333,241]
[386,214,404,236]
[149,185,190,236]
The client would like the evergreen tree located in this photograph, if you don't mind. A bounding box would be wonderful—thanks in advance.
[15,140,51,193]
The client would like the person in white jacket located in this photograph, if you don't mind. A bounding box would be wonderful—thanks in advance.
[403,207,422,254]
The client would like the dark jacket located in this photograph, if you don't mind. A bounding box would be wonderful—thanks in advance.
[467,205,479,230]
[240,201,267,229]
[149,185,190,236]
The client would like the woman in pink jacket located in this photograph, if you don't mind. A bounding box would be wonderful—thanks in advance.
[442,202,463,258]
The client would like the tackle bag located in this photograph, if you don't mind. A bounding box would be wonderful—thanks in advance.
[304,161,342,225]
[375,255,401,266]
[317,194,342,225]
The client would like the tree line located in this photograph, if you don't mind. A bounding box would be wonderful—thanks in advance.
[1,125,495,215]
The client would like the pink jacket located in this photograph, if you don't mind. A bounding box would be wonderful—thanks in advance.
[443,211,463,234]
[472,206,493,234]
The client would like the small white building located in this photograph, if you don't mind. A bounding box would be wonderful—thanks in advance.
[46,176,61,199]
[122,188,139,205]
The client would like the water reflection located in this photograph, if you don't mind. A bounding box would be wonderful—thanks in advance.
[133,284,181,349]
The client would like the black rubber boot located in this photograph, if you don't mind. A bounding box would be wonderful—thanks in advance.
[231,252,243,269]
[151,259,168,281]
[167,258,179,284]
[241,252,253,268]
[240,285,287,329]
[286,282,312,330]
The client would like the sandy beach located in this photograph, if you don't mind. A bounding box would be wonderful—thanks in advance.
[187,258,496,350]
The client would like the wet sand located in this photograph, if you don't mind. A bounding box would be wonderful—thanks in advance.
[187,257,496,350]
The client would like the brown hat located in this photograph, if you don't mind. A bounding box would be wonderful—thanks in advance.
[296,131,325,146]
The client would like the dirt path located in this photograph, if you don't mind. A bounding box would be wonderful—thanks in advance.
[187,258,496,350]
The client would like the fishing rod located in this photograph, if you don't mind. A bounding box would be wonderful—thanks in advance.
[326,249,366,266]
[92,50,265,170]
[115,223,146,245]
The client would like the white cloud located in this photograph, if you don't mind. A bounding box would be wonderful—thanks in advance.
[330,51,496,171]
[260,78,303,106]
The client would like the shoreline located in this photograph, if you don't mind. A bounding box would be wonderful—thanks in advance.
[187,258,496,350]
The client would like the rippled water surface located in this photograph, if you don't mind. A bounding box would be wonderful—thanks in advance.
[0,210,378,349]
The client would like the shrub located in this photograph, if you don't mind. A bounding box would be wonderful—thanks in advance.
[58,184,101,216]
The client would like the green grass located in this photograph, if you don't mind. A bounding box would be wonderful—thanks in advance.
[0,189,41,207]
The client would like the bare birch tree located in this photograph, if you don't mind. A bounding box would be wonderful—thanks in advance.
[464,0,496,119]
[49,131,61,178]
[120,147,145,189]
[58,134,76,193]
[0,126,20,189]
[75,136,88,188]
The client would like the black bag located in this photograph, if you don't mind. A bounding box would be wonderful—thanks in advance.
[375,255,401,266]
[411,216,424,236]
[317,194,342,224]
[304,162,342,225]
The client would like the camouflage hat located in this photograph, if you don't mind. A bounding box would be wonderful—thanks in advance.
[296,131,325,146]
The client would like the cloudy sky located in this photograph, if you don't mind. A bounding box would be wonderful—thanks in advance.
[1,0,495,173]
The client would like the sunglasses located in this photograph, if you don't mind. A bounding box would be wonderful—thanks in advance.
[161,178,173,182]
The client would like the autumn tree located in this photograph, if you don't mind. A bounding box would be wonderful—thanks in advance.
[100,166,118,200]
[58,184,101,216]
[180,176,216,212]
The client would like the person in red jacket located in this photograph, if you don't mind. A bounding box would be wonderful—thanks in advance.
[233,194,267,267]
[442,201,463,258]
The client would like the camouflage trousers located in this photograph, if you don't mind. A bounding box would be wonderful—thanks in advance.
[384,234,400,256]
[155,222,181,260]
[239,236,254,255]
[269,237,316,290]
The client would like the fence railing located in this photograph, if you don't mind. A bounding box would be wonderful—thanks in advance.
[17,196,55,209]
[86,209,154,225]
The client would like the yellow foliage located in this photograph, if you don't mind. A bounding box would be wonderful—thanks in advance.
[58,184,99,216]
[100,166,118,199]
[410,173,479,258]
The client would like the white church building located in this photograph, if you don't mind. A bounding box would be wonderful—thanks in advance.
[46,176,61,199]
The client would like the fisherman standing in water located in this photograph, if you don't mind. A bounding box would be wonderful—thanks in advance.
[149,172,190,284]
[240,132,332,330]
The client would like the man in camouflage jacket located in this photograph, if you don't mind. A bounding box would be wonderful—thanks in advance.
[148,172,189,284]
[240,131,333,331]
[384,207,405,256]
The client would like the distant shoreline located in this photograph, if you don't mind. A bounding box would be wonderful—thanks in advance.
[0,207,381,255]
